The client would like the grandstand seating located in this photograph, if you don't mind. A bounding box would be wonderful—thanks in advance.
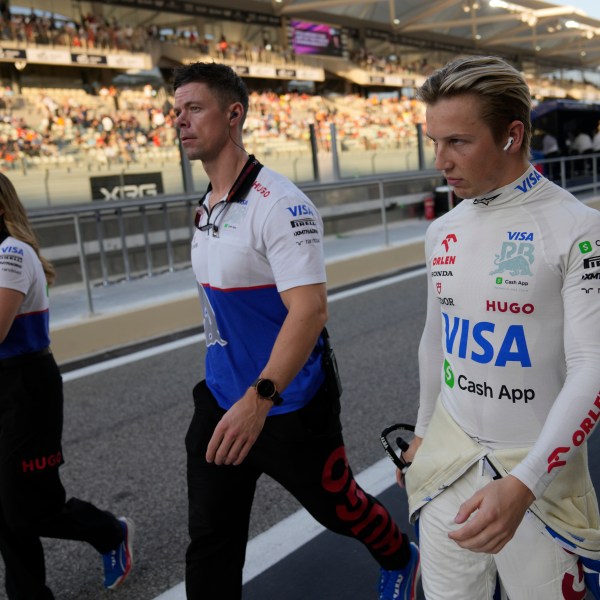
[2,4,600,188]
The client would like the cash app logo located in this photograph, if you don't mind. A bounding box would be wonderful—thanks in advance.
[496,277,503,284]
[579,241,593,254]
[444,359,455,388]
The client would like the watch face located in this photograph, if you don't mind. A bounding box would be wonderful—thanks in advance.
[257,379,276,398]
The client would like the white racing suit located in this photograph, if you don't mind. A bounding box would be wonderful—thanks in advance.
[409,165,600,599]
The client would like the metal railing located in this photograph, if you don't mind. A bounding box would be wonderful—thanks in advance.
[28,152,600,315]
[29,169,443,314]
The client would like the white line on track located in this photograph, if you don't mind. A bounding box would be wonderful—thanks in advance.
[152,456,395,600]
[62,267,426,383]
[61,334,206,382]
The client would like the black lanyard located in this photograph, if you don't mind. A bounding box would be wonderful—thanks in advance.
[194,154,264,233]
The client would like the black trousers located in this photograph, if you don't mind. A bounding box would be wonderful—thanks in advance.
[185,380,409,600]
[0,353,122,600]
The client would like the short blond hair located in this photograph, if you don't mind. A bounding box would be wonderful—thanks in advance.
[418,55,532,157]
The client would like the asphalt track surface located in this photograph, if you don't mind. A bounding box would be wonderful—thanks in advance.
[1,269,599,599]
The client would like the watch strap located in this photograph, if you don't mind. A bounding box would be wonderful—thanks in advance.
[252,377,283,405]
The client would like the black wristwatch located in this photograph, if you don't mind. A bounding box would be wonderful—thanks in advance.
[252,377,283,405]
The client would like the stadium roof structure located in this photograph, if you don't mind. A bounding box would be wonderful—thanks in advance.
[30,0,600,74]
[255,0,600,72]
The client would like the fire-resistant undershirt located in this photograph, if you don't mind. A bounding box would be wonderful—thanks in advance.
[191,165,327,415]
[0,236,50,359]
[416,165,600,498]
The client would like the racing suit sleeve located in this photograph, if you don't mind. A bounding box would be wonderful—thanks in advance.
[415,225,445,439]
[511,219,600,499]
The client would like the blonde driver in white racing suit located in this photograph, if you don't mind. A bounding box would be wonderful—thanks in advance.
[402,56,600,600]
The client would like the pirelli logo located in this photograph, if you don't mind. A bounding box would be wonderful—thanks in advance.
[583,255,600,269]
[290,218,317,228]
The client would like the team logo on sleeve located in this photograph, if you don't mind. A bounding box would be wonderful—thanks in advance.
[289,217,318,238]
[547,391,600,474]
[583,255,600,270]
[286,204,315,217]
[0,244,23,256]
[290,217,316,229]
[579,242,600,296]
[286,205,320,240]
[0,243,24,274]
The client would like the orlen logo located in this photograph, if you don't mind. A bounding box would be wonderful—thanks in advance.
[286,204,315,217]
[547,391,600,473]
[441,233,457,252]
[485,300,534,314]
[432,256,455,265]
[100,183,157,200]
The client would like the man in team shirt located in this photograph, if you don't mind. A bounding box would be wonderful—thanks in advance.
[173,61,420,600]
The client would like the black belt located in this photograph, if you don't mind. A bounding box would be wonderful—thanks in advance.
[0,347,52,368]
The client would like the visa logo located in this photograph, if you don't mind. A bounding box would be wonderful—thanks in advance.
[515,170,542,193]
[1,245,24,255]
[442,312,531,367]
[507,231,534,241]
[286,204,315,217]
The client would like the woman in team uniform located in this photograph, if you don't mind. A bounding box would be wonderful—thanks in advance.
[0,172,133,599]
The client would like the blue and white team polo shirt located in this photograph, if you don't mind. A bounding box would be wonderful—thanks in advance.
[191,165,327,415]
[0,236,50,359]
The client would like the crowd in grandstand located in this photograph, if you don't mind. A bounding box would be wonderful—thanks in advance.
[1,4,599,173]
[0,93,176,169]
[0,9,151,53]
[0,83,426,171]
[0,7,290,63]
[0,4,430,76]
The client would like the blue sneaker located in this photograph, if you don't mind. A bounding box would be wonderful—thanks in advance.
[378,541,420,600]
[582,556,600,599]
[102,517,134,589]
